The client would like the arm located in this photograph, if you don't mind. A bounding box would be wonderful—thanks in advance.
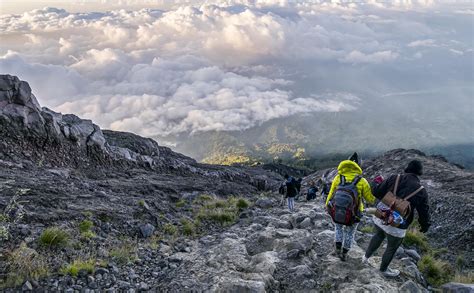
[325,175,340,206]
[361,178,376,205]
[373,174,396,199]
[416,191,431,233]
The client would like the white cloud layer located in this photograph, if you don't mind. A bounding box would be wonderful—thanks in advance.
[0,0,472,136]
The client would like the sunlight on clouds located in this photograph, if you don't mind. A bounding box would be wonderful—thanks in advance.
[0,0,472,136]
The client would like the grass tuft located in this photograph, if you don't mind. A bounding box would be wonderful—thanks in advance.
[418,255,454,287]
[236,198,250,209]
[163,223,178,236]
[109,242,138,265]
[175,200,186,208]
[180,219,196,236]
[59,259,95,277]
[79,220,93,233]
[403,229,430,252]
[39,227,69,247]
[1,243,49,289]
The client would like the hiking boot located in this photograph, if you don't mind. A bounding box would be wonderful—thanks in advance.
[381,268,400,278]
[340,252,347,261]
[362,255,369,265]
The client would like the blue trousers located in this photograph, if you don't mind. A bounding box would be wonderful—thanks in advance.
[287,197,294,211]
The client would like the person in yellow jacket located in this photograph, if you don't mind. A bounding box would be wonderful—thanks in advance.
[325,152,376,261]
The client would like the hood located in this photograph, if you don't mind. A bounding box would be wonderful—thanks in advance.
[337,160,363,176]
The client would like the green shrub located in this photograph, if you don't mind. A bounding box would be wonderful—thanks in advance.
[60,259,95,277]
[403,230,430,252]
[80,230,96,239]
[138,199,145,207]
[236,198,250,209]
[2,243,49,288]
[456,254,466,270]
[79,220,93,233]
[39,227,69,247]
[175,200,186,208]
[109,242,138,265]
[418,255,454,287]
[180,219,195,236]
[360,225,375,234]
[163,223,177,235]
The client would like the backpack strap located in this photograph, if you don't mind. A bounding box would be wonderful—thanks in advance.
[404,186,424,201]
[340,175,346,185]
[393,174,401,196]
[351,175,362,187]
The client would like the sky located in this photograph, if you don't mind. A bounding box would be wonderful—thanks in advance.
[0,0,473,140]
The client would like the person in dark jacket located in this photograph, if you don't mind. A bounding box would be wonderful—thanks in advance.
[284,174,297,212]
[363,160,431,277]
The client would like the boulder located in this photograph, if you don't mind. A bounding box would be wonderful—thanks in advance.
[399,280,422,293]
[405,249,421,262]
[139,223,155,238]
[255,198,273,209]
[441,283,474,293]
[298,217,312,229]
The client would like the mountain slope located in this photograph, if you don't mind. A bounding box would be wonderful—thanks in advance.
[0,75,472,291]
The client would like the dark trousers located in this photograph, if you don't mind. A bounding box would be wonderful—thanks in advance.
[365,225,404,272]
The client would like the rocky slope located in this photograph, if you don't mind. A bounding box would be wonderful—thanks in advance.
[0,75,472,292]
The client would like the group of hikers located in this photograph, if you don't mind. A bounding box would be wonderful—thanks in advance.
[279,152,430,278]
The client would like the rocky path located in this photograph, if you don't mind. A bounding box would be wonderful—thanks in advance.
[153,194,426,292]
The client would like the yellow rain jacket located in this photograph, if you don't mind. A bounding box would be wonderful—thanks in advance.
[325,160,376,212]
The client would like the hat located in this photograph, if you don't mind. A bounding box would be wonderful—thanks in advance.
[404,160,423,176]
[348,152,361,166]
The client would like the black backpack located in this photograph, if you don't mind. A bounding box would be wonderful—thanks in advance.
[328,175,362,226]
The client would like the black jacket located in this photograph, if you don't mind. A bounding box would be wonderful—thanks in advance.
[374,173,431,231]
[286,177,297,198]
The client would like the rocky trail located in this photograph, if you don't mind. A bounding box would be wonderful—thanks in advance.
[154,193,428,292]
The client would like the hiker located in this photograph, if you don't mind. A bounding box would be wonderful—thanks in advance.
[295,178,303,200]
[284,174,297,212]
[326,152,376,261]
[306,181,318,201]
[363,160,431,277]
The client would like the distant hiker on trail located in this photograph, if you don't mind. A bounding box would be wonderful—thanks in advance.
[363,160,431,278]
[326,152,376,261]
[284,174,297,212]
[306,181,318,201]
[295,177,303,200]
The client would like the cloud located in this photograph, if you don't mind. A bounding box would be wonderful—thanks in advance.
[339,50,399,64]
[0,1,472,138]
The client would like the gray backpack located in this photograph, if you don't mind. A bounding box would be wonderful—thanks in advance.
[328,175,362,226]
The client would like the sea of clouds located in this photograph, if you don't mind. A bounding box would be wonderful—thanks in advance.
[0,0,472,137]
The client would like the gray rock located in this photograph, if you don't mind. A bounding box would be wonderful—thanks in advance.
[22,281,33,291]
[140,223,155,238]
[298,217,312,228]
[286,249,301,259]
[399,280,422,293]
[138,282,149,291]
[441,283,474,293]
[96,268,110,275]
[405,249,421,262]
[255,198,273,209]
